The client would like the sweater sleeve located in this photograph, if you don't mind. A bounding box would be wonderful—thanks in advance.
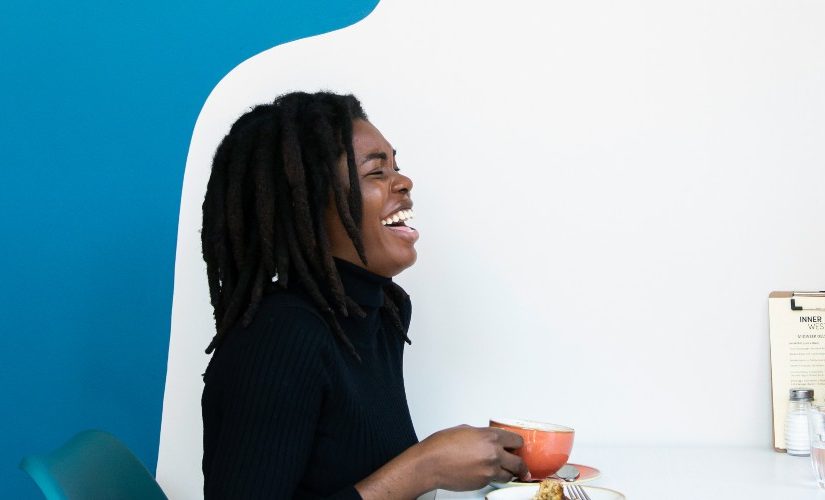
[202,305,361,500]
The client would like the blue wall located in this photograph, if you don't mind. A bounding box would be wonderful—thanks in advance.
[0,1,378,496]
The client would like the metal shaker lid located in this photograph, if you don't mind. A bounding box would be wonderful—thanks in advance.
[790,388,815,401]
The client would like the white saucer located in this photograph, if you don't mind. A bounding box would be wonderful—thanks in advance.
[490,463,601,489]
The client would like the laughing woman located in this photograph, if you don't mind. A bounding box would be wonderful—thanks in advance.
[201,91,526,499]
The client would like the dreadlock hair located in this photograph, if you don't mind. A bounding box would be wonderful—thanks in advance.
[201,91,411,359]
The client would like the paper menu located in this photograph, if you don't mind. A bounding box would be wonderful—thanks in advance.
[769,291,825,452]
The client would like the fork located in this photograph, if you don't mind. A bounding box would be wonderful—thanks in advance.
[563,484,592,500]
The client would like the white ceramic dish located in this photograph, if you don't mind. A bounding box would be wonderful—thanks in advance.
[485,484,625,500]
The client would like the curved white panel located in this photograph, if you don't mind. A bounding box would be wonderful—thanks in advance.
[160,0,825,496]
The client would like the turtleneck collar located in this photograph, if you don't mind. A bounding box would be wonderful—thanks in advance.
[334,258,390,308]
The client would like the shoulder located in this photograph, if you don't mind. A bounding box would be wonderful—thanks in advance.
[206,289,334,380]
[243,288,333,346]
[256,288,328,328]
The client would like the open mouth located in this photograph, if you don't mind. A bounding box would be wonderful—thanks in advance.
[380,208,419,243]
[380,209,414,228]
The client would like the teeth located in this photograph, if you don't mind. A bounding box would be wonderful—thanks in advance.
[381,209,415,226]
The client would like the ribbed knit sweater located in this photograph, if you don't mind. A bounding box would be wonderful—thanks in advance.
[202,259,418,499]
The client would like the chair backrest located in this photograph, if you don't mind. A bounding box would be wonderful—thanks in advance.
[20,430,168,500]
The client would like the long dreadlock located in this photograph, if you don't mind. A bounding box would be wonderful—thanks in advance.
[201,91,411,359]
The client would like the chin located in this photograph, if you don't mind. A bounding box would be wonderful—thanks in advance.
[395,254,417,276]
[373,250,417,278]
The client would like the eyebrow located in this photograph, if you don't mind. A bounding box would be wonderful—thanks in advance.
[359,149,397,166]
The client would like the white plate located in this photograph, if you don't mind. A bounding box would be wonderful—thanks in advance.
[485,484,625,500]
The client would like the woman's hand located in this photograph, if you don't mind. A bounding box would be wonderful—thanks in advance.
[418,424,528,490]
[355,425,527,499]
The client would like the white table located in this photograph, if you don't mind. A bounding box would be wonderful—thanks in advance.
[434,446,825,499]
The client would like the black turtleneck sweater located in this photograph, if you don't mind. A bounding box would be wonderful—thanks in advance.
[202,260,418,499]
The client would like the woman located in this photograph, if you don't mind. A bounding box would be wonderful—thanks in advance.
[201,91,526,499]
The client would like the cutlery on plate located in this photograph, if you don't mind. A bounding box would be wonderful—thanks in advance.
[563,484,593,500]
[555,464,580,482]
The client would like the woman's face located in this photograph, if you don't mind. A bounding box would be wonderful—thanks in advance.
[325,119,418,277]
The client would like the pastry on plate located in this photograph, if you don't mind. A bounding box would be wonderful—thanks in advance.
[532,478,568,500]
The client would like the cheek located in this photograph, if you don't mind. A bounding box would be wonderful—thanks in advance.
[357,184,385,219]
[362,221,387,254]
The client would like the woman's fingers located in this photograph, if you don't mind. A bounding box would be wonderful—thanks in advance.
[491,428,524,450]
[418,425,531,490]
[492,467,517,483]
[498,448,527,478]
[489,428,527,481]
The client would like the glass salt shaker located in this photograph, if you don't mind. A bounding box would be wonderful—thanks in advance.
[786,388,815,456]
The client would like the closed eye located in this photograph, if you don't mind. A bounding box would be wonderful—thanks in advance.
[365,165,400,177]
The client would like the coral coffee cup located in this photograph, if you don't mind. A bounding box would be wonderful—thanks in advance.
[489,418,574,479]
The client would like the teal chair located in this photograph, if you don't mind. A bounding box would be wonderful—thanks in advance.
[20,430,168,500]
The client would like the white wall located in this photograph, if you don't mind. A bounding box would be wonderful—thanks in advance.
[158,0,825,497]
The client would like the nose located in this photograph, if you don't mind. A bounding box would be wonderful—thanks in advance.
[393,171,413,195]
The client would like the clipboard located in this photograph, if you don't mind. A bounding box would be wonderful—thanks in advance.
[769,291,825,451]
